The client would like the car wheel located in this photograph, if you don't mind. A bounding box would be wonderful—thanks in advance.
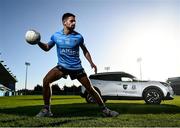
[144,88,162,104]
[86,93,96,103]
[85,87,106,103]
[103,99,107,103]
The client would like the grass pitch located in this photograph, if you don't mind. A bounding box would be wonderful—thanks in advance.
[0,95,180,127]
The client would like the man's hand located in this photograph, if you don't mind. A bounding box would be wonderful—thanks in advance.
[91,63,97,74]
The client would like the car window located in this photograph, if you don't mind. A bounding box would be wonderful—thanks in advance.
[90,74,121,81]
[121,77,133,82]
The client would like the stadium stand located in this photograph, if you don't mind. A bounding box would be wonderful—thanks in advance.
[0,61,17,96]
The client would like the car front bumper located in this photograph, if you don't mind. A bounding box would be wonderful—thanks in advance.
[163,92,174,100]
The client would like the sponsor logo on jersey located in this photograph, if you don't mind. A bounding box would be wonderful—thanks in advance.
[61,48,79,56]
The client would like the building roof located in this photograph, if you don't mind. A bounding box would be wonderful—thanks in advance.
[0,62,17,84]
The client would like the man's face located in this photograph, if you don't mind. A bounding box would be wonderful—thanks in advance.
[63,16,76,30]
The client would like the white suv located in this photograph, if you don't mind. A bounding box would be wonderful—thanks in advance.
[81,72,174,104]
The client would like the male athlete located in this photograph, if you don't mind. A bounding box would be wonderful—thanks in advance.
[36,13,119,117]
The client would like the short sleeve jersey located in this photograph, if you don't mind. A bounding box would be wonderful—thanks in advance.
[48,30,84,70]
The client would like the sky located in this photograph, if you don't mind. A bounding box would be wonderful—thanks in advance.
[0,0,180,90]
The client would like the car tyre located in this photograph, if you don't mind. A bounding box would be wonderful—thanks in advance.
[143,88,162,104]
[86,93,96,103]
[85,87,106,103]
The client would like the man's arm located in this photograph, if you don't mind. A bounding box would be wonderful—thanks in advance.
[37,41,55,52]
[80,44,97,74]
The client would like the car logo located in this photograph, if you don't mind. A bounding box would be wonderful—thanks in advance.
[123,85,128,90]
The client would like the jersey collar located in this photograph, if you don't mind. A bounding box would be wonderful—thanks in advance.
[61,29,76,35]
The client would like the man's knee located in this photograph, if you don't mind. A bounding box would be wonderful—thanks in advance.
[43,76,51,87]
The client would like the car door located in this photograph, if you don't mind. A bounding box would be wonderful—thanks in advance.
[117,77,139,97]
[91,79,119,96]
[91,73,121,96]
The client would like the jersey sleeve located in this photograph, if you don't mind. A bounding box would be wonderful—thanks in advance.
[48,40,55,47]
[47,35,56,47]
[79,36,85,46]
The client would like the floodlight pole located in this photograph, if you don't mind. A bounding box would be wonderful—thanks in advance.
[25,62,30,95]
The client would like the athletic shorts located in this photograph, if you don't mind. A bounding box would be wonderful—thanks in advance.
[56,65,87,80]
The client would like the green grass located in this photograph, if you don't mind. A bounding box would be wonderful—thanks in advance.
[0,95,180,127]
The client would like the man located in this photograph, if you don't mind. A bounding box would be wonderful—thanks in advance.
[36,13,119,117]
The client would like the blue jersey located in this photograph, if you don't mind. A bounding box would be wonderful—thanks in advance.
[48,30,84,70]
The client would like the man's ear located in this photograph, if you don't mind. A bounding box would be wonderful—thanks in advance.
[62,21,65,26]
[63,20,66,26]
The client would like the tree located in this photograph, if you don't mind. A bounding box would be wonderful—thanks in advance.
[62,84,81,95]
[34,84,43,94]
[52,84,62,95]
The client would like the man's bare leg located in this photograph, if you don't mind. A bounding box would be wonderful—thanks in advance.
[78,76,119,117]
[43,67,64,106]
[36,67,63,117]
[77,76,105,107]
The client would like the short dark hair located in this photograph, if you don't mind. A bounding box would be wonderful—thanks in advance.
[62,13,75,22]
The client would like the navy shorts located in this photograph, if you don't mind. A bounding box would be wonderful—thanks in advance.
[56,65,87,80]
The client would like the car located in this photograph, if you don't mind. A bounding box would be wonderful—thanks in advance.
[80,72,174,104]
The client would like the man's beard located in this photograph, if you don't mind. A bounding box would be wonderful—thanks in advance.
[70,25,75,30]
